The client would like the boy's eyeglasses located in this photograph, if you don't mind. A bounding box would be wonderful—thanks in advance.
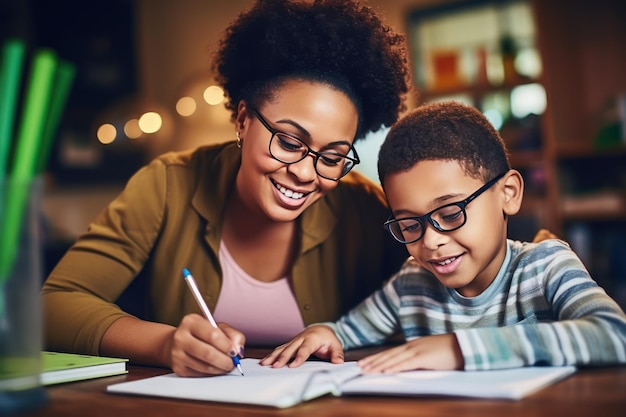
[251,108,360,181]
[384,171,508,244]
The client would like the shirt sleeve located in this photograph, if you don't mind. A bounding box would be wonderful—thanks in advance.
[327,271,404,350]
[41,158,168,355]
[455,242,626,370]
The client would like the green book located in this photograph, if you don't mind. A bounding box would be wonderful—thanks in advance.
[41,351,128,385]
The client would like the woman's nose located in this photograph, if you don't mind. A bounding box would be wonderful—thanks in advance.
[286,153,318,182]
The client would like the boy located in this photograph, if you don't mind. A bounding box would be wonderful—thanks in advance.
[261,101,626,372]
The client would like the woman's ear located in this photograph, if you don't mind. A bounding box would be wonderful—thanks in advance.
[235,100,249,132]
[502,169,524,216]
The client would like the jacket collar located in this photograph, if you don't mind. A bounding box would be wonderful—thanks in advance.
[191,142,337,256]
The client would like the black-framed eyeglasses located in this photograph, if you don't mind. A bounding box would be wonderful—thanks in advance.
[251,108,360,181]
[384,171,508,244]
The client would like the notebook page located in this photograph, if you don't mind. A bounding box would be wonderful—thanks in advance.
[107,358,360,408]
[339,366,576,400]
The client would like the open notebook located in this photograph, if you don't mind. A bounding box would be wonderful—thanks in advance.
[107,358,576,408]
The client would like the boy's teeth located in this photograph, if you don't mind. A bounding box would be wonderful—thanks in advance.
[276,183,304,199]
[438,257,456,266]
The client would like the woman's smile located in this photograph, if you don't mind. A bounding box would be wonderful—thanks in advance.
[272,180,308,200]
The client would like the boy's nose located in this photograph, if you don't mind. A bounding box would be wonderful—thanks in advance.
[421,223,448,251]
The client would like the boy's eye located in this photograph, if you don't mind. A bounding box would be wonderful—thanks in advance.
[441,210,463,223]
[404,223,422,232]
[400,220,422,233]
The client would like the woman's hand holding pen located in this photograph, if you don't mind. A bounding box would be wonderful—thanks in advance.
[260,325,344,369]
[169,314,245,377]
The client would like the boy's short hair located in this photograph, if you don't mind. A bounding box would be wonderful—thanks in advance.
[378,101,511,186]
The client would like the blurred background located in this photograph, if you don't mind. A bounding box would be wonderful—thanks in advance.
[1,0,625,308]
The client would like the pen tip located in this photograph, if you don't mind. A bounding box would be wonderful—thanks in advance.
[233,356,244,376]
[182,268,190,278]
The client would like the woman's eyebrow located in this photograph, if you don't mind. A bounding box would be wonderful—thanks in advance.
[273,118,311,139]
[273,118,354,148]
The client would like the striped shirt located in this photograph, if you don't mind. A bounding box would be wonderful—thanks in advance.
[328,239,626,370]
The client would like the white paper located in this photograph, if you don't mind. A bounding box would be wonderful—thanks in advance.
[339,366,577,400]
[107,358,576,407]
[107,358,360,408]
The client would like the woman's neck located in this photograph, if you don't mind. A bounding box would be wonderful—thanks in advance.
[221,191,299,282]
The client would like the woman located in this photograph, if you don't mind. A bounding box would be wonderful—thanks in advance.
[42,0,411,376]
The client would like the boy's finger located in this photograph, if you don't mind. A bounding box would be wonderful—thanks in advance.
[259,347,285,365]
[329,344,345,364]
[288,346,313,368]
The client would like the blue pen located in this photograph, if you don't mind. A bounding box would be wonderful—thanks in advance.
[182,268,244,375]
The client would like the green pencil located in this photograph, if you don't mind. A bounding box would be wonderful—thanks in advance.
[37,60,76,173]
[0,39,26,180]
[0,49,58,308]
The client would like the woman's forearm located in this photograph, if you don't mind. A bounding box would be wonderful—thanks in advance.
[99,316,176,368]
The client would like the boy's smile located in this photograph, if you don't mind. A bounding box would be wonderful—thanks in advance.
[429,254,463,275]
[383,159,511,297]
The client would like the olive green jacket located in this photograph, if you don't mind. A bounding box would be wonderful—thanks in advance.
[42,141,407,354]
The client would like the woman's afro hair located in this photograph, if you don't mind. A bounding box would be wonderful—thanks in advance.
[212,0,411,140]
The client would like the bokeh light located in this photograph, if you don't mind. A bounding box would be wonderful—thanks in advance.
[124,118,142,139]
[97,123,117,144]
[176,96,197,116]
[138,111,162,134]
[203,85,224,105]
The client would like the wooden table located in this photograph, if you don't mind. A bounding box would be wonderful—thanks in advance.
[19,348,626,417]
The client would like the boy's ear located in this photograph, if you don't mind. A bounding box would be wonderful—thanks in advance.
[502,169,524,216]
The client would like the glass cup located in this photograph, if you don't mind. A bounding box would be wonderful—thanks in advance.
[0,177,48,412]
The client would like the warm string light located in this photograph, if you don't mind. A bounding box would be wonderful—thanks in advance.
[96,84,225,145]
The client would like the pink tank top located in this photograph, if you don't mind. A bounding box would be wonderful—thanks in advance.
[213,241,305,346]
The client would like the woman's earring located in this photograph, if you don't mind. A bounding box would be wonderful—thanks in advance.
[236,131,242,148]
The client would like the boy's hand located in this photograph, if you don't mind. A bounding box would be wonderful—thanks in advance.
[259,325,344,368]
[358,333,463,373]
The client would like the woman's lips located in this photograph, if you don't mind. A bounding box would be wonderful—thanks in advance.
[272,180,312,208]
[273,181,306,200]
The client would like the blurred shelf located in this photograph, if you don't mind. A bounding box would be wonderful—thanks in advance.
[509,150,545,167]
[556,142,626,159]
[560,191,626,221]
[418,78,541,103]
